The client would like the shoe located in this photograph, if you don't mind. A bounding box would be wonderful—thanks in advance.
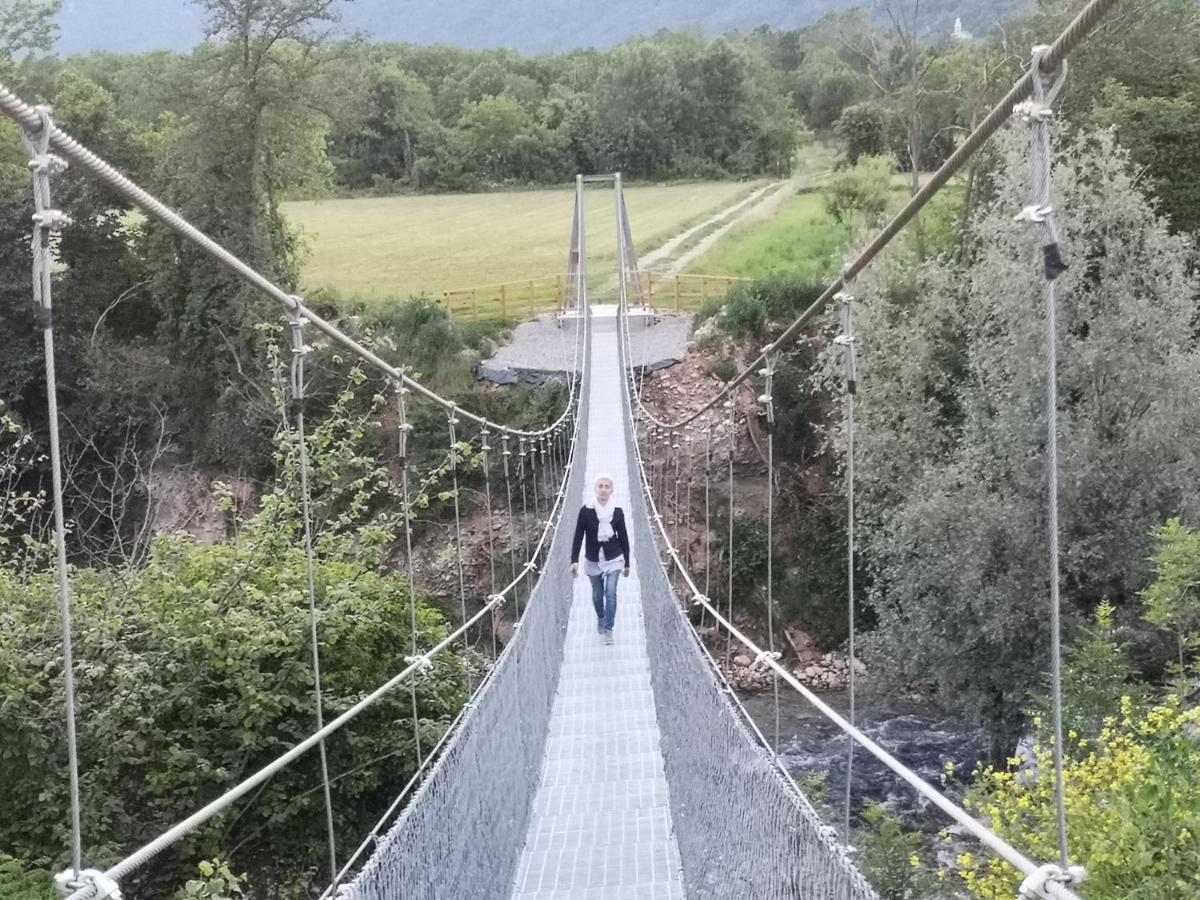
[603,630,615,645]
[597,619,605,634]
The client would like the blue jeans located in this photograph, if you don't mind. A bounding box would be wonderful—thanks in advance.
[589,570,620,632]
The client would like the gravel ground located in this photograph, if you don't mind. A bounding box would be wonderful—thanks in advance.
[480,310,692,382]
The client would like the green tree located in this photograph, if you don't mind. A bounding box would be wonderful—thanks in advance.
[1141,518,1200,668]
[0,365,464,897]
[1093,83,1200,236]
[0,0,60,57]
[137,0,348,462]
[824,154,895,227]
[848,129,1200,763]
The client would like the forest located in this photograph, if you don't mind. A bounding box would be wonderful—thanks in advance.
[2,0,1200,898]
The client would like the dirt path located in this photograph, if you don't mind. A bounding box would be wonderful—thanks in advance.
[665,181,792,273]
[638,181,789,274]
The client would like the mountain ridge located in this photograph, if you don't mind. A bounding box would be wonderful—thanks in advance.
[56,0,1023,57]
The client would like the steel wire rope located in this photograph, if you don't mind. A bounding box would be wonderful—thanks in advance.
[614,299,1086,900]
[1024,44,1075,877]
[393,382,426,770]
[604,0,1120,436]
[835,286,859,848]
[19,105,84,885]
[726,397,736,666]
[501,434,520,612]
[762,355,781,758]
[517,438,533,600]
[286,315,339,887]
[446,407,473,694]
[480,429,499,661]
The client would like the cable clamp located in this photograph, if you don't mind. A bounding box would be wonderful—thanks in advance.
[1019,863,1087,898]
[32,209,72,231]
[757,393,772,406]
[1014,99,1055,124]
[524,561,540,573]
[1014,204,1054,225]
[690,593,710,608]
[833,334,855,347]
[27,152,68,176]
[833,290,854,304]
[752,650,781,669]
[405,654,434,674]
[488,593,507,608]
[55,869,122,899]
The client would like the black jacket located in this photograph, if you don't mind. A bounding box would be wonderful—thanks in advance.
[571,505,631,567]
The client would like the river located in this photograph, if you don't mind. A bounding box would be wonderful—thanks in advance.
[739,687,986,828]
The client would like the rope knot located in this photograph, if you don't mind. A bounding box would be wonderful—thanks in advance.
[1019,863,1087,898]
[690,593,710,608]
[55,868,122,899]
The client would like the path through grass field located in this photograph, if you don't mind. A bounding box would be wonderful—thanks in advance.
[285,181,761,303]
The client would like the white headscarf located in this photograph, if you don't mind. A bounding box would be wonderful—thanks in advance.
[591,473,615,541]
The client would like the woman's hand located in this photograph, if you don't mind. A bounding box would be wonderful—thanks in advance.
[623,567,631,578]
[570,563,578,578]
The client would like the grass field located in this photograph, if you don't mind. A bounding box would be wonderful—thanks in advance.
[685,191,851,283]
[284,181,762,303]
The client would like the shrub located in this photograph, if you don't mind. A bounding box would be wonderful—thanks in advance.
[960,696,1200,899]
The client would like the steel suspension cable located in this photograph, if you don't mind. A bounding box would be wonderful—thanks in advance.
[394,383,425,769]
[286,316,339,887]
[20,105,84,886]
[761,356,781,757]
[501,434,520,614]
[446,407,473,694]
[725,397,735,666]
[835,287,859,847]
[1023,44,1075,883]
[702,426,712,631]
[480,429,499,661]
[518,438,532,583]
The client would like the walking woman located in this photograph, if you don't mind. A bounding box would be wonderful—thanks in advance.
[570,473,631,644]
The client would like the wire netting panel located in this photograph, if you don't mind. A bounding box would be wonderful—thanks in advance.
[339,413,589,900]
[618,389,878,899]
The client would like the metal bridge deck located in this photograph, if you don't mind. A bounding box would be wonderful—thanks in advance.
[510,309,685,899]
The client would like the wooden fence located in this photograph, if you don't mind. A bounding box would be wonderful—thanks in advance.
[439,271,750,321]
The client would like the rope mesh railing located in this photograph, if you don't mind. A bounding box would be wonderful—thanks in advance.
[615,305,881,900]
[335,353,590,900]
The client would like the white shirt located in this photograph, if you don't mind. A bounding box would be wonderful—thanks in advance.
[585,545,625,577]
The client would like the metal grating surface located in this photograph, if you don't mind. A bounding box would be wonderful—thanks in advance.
[510,310,686,900]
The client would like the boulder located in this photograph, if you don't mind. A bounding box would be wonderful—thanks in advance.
[733,654,752,667]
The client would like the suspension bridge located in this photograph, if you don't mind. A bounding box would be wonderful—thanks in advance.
[1,1,1123,898]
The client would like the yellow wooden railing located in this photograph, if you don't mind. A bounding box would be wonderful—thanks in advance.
[439,271,750,321]
[441,274,565,321]
[634,271,752,312]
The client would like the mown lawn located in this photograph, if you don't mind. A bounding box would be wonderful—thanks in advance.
[284,181,762,303]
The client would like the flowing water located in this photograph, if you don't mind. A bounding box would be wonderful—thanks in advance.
[740,688,986,829]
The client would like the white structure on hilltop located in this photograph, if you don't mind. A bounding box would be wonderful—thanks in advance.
[952,17,974,41]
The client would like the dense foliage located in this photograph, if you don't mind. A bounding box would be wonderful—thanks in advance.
[0,364,466,898]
